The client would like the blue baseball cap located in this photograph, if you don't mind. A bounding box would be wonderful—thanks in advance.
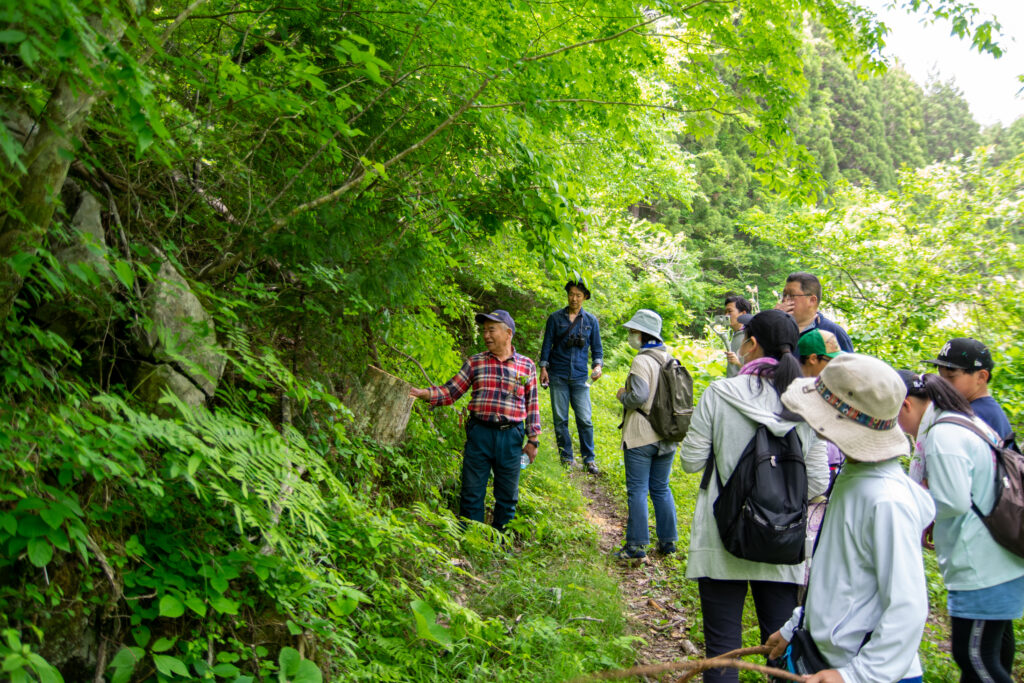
[475,309,515,334]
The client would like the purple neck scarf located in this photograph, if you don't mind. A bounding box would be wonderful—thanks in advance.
[739,356,778,376]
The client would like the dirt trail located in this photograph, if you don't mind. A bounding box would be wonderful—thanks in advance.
[570,469,700,671]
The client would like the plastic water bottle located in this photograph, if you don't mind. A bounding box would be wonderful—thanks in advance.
[521,454,530,469]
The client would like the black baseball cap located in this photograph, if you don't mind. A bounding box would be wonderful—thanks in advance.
[475,309,515,334]
[922,338,993,372]
[743,309,800,356]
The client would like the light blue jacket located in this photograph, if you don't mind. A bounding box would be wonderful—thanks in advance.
[925,410,1024,591]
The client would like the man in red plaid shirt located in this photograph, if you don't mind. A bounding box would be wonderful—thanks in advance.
[410,310,541,533]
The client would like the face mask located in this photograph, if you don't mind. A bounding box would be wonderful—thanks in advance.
[628,331,643,350]
[737,337,752,365]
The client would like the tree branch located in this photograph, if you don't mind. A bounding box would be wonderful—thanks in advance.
[470,98,733,115]
[521,12,665,63]
[139,0,213,65]
[267,72,497,233]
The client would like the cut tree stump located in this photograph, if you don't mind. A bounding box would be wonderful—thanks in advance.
[344,365,416,446]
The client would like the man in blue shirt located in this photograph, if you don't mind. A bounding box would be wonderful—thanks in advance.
[775,272,854,352]
[539,281,603,473]
[923,337,1017,450]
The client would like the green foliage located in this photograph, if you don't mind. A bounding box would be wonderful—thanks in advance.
[746,150,1024,387]
[0,0,1017,679]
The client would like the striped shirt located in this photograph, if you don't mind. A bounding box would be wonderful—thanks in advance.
[427,348,541,437]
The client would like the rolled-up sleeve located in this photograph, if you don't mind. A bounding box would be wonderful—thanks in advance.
[525,367,541,437]
[780,606,802,642]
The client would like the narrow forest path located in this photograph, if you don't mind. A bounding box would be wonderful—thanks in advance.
[568,469,701,672]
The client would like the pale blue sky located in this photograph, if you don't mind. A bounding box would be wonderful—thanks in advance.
[860,0,1024,126]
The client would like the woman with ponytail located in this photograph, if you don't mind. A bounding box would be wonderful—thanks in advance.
[680,310,829,681]
[899,370,1024,683]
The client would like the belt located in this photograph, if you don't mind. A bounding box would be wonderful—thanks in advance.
[469,416,522,431]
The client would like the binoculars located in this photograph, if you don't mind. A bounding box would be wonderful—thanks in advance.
[564,333,587,348]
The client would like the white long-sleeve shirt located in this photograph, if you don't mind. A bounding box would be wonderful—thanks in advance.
[781,459,936,683]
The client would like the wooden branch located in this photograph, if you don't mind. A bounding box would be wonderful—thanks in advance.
[139,0,213,65]
[395,0,441,74]
[470,99,733,115]
[570,645,805,682]
[675,656,803,683]
[251,0,719,242]
[383,341,434,387]
[521,13,665,63]
[266,72,497,233]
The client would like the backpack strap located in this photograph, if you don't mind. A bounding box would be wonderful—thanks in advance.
[699,445,717,490]
[634,348,669,420]
[617,350,664,429]
[934,414,1000,446]
[551,311,584,350]
[697,382,722,491]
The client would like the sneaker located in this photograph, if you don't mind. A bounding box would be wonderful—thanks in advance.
[585,462,600,475]
[657,542,677,556]
[560,458,575,469]
[614,545,647,559]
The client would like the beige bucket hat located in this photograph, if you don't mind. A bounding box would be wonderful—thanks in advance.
[781,353,909,462]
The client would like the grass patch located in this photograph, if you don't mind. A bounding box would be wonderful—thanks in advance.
[438,417,641,682]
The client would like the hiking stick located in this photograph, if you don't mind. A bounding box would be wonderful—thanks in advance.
[573,645,803,682]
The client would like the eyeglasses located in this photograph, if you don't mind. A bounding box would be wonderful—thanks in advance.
[937,367,965,378]
[781,293,814,301]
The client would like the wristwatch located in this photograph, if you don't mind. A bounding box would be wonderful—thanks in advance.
[527,438,539,448]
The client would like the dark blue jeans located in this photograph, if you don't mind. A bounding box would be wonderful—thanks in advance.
[623,442,677,546]
[549,376,595,463]
[460,422,524,533]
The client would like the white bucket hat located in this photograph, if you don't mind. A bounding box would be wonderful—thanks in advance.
[623,309,662,341]
[781,353,909,463]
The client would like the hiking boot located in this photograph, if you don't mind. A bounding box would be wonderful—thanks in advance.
[560,458,575,469]
[585,462,600,475]
[614,545,647,560]
[657,542,677,556]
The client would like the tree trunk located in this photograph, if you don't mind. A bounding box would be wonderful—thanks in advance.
[344,365,417,446]
[0,16,127,320]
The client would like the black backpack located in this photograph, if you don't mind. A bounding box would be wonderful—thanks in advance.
[935,416,1024,559]
[635,349,694,442]
[701,424,808,564]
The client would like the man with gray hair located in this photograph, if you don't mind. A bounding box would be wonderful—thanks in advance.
[410,310,541,533]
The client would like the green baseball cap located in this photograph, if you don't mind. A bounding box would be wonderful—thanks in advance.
[798,329,843,359]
